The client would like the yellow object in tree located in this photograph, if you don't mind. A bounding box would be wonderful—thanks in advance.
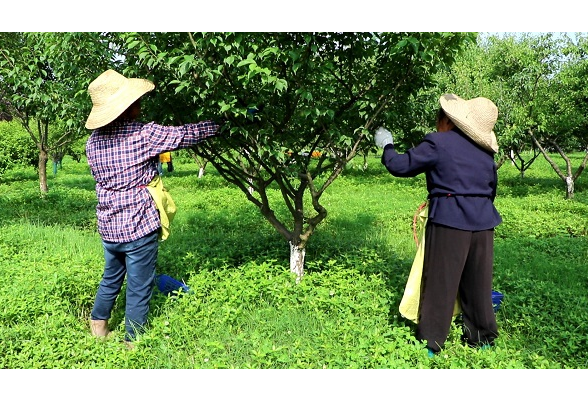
[399,202,461,323]
[145,174,176,241]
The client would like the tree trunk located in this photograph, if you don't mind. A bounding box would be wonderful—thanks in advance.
[565,175,574,200]
[528,131,575,200]
[38,148,49,193]
[289,241,306,283]
[197,159,208,178]
[247,177,254,194]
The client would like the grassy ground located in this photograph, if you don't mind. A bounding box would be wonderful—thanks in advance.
[0,151,586,385]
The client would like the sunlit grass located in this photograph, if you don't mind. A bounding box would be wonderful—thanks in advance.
[0,151,586,369]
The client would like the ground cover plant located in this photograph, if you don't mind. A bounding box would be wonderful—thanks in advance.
[0,151,586,369]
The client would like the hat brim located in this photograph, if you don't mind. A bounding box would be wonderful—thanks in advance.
[439,94,499,153]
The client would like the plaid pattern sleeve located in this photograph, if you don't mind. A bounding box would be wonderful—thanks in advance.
[86,119,219,243]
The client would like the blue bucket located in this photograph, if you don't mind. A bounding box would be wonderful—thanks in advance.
[156,274,191,295]
[492,290,504,312]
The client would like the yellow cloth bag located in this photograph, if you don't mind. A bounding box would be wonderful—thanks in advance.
[399,202,461,323]
[145,174,177,241]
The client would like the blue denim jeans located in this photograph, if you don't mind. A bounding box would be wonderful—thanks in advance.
[91,230,159,341]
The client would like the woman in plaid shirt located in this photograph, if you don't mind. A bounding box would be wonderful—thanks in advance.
[85,69,220,346]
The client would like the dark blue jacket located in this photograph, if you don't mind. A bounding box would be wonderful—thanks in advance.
[381,128,502,231]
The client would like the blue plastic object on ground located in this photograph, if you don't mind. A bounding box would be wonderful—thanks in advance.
[156,274,190,295]
[491,290,504,312]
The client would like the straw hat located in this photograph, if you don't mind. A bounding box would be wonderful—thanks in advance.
[85,69,155,130]
[439,94,499,153]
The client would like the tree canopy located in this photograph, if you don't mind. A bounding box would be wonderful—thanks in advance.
[114,32,474,276]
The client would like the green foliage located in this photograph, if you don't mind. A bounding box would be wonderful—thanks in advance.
[111,32,474,254]
[117,32,473,153]
[432,33,588,197]
[0,153,586,369]
[0,32,119,192]
[0,121,38,174]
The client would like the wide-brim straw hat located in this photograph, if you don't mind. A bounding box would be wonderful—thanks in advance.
[85,69,155,130]
[439,94,499,153]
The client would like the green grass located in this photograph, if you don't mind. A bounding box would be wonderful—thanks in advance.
[0,152,587,370]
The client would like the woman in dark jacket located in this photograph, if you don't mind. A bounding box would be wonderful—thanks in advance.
[374,94,502,355]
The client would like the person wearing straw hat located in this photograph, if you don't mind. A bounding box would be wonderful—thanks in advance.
[374,94,502,356]
[85,69,221,346]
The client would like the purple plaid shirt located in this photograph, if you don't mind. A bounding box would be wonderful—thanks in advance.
[86,119,219,243]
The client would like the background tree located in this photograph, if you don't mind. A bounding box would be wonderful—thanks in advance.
[532,33,588,199]
[0,32,117,193]
[117,32,474,278]
[433,33,562,175]
[484,33,565,177]
[184,149,209,178]
[399,39,498,159]
[445,32,588,199]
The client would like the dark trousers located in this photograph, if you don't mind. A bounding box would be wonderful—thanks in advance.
[416,223,498,352]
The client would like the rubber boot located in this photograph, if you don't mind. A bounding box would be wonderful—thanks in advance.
[90,319,110,337]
